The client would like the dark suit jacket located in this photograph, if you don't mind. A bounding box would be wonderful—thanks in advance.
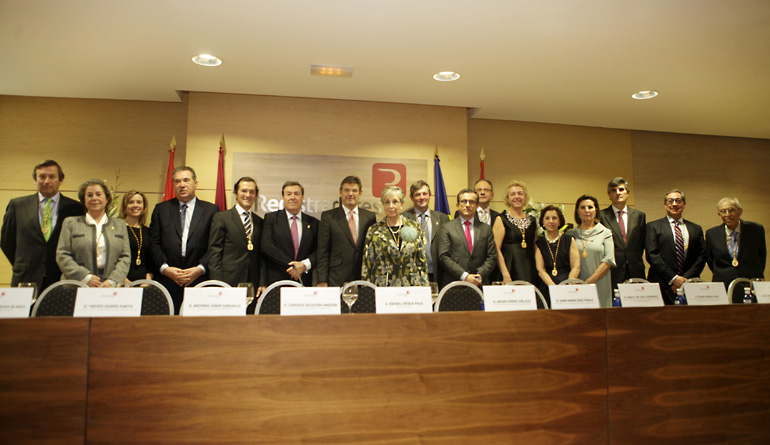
[706,220,766,286]
[600,205,647,287]
[1,193,83,290]
[436,218,497,289]
[316,206,376,286]
[208,207,266,288]
[645,216,706,303]
[260,210,319,286]
[402,208,449,282]
[149,197,219,311]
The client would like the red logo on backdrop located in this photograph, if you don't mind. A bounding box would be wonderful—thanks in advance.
[372,163,406,197]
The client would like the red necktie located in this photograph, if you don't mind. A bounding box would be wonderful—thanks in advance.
[348,210,357,245]
[618,210,627,243]
[464,221,473,252]
[291,215,299,259]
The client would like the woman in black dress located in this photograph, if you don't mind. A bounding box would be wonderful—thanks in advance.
[535,205,580,303]
[120,190,154,284]
[493,180,538,283]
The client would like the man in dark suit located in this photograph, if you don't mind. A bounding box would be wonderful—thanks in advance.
[317,176,376,287]
[599,177,647,288]
[2,160,83,291]
[437,189,497,289]
[645,189,706,304]
[208,177,266,311]
[149,166,219,313]
[402,180,450,283]
[261,181,319,286]
[706,197,766,297]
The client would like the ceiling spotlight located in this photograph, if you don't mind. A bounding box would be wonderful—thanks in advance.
[433,71,461,82]
[192,54,222,67]
[632,90,659,100]
[311,65,354,78]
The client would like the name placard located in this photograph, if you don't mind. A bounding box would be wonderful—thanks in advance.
[181,288,246,316]
[376,287,432,314]
[617,283,664,307]
[280,287,341,316]
[682,282,729,306]
[484,285,537,311]
[752,281,770,304]
[0,288,34,318]
[74,288,143,317]
[548,284,600,309]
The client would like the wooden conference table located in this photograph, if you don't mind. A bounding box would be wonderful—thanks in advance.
[1,305,769,444]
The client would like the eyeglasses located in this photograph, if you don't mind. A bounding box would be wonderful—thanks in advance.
[718,208,739,215]
[459,199,477,205]
[475,188,492,193]
[666,198,684,205]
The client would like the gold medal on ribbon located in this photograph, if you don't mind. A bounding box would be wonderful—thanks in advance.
[582,250,587,258]
[521,241,527,248]
[247,242,254,251]
[136,258,141,266]
[551,269,558,277]
[732,258,739,267]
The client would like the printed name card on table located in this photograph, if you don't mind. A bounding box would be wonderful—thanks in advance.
[548,284,600,310]
[483,285,538,311]
[280,287,341,316]
[682,282,729,305]
[376,287,432,314]
[617,283,665,307]
[180,288,246,316]
[751,281,770,304]
[73,288,143,317]
[0,288,35,318]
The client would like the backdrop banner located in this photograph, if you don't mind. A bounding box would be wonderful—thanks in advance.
[233,153,427,219]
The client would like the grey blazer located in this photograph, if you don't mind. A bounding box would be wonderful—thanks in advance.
[56,215,131,284]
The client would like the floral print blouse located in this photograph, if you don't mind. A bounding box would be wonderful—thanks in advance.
[361,217,429,287]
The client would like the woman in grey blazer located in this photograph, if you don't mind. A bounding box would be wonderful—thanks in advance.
[56,179,131,287]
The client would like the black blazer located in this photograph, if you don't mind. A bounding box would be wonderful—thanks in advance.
[402,208,449,282]
[260,210,319,286]
[316,206,376,286]
[1,193,83,290]
[645,217,706,298]
[706,220,766,286]
[600,205,647,287]
[436,218,497,289]
[208,207,266,288]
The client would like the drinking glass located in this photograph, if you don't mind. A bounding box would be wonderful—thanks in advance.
[342,284,358,313]
[238,283,255,307]
[18,282,38,306]
[430,282,439,305]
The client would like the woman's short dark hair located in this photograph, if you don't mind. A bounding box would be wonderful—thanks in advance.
[120,190,149,225]
[573,195,599,224]
[539,205,565,228]
[78,179,113,212]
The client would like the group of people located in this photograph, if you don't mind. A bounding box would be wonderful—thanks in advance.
[2,160,766,314]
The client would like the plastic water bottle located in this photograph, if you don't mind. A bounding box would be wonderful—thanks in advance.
[612,289,622,307]
[675,288,687,305]
[743,287,753,304]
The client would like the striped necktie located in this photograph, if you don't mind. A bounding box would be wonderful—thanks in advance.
[673,221,685,274]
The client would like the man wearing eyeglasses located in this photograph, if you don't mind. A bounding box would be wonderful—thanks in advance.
[645,189,706,304]
[436,189,497,289]
[705,198,766,295]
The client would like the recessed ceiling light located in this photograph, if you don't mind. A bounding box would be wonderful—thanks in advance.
[310,65,354,78]
[192,54,222,67]
[632,90,659,100]
[433,71,461,82]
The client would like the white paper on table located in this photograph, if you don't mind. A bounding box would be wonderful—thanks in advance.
[617,283,664,307]
[751,281,770,304]
[375,287,432,314]
[280,287,341,316]
[0,288,35,318]
[548,284,600,309]
[180,287,246,316]
[483,285,538,311]
[682,282,729,306]
[74,288,143,317]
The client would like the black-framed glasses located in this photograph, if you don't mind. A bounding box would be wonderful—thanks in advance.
[718,208,738,215]
[666,198,684,204]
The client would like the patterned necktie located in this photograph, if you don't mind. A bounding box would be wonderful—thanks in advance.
[464,221,473,252]
[180,203,188,257]
[41,198,52,241]
[673,221,685,274]
[291,215,300,259]
[478,208,489,225]
[243,211,252,237]
[348,209,357,245]
[618,210,627,243]
[421,214,432,270]
[729,231,739,259]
